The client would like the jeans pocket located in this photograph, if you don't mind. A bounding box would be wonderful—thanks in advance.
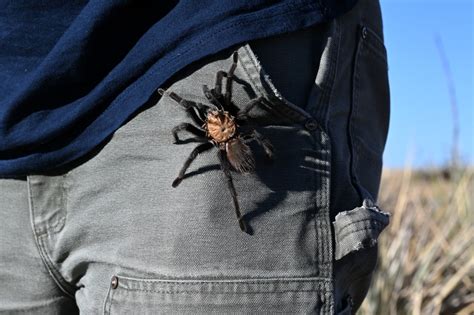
[333,199,390,312]
[103,274,331,314]
[349,23,390,201]
[116,44,334,312]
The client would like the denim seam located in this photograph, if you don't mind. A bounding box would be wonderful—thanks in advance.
[239,56,276,120]
[353,133,384,159]
[311,134,332,281]
[28,178,67,236]
[314,142,321,277]
[323,137,333,278]
[350,24,388,203]
[104,283,115,315]
[27,177,76,299]
[336,214,389,235]
[315,148,324,275]
[120,278,332,284]
[117,274,334,284]
[114,276,333,288]
[363,41,387,64]
[114,288,327,294]
[48,177,68,234]
[319,20,337,286]
[336,217,387,234]
[347,24,365,202]
[337,226,386,244]
[305,20,337,297]
[364,24,385,49]
[29,187,46,237]
[36,234,77,298]
[307,18,337,279]
[319,19,341,131]
[238,48,268,100]
[325,134,332,270]
[316,23,337,304]
[352,38,362,193]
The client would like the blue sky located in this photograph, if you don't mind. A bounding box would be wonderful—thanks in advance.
[380,0,473,168]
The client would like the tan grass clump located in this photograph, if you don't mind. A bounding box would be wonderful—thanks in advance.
[359,167,474,315]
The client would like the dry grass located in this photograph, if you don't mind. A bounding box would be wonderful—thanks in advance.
[359,167,474,315]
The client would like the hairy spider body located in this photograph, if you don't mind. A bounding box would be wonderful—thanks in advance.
[224,137,256,173]
[203,110,256,172]
[204,110,237,143]
[157,51,274,234]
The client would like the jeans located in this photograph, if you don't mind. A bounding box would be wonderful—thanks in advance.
[0,0,390,313]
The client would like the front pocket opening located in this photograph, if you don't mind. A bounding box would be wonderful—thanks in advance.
[333,198,390,260]
[239,44,313,124]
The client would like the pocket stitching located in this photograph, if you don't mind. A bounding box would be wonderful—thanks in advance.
[363,24,386,52]
[337,225,387,244]
[336,216,388,234]
[349,23,390,201]
[114,274,333,284]
[363,41,387,64]
[103,274,333,309]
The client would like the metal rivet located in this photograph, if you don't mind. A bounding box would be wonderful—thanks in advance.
[111,276,119,289]
[361,26,368,39]
[305,119,318,131]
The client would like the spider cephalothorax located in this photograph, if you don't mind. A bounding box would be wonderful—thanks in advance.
[204,110,237,144]
[157,51,274,234]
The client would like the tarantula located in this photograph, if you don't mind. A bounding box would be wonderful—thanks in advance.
[157,51,274,234]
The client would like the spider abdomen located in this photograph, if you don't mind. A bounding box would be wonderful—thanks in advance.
[226,138,255,173]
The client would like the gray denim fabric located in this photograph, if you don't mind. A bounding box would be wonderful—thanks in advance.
[0,0,390,314]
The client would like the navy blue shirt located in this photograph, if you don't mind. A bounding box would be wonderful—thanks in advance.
[0,0,357,176]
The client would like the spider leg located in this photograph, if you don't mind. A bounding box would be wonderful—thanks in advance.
[242,130,274,160]
[214,70,227,98]
[224,52,239,107]
[212,52,239,106]
[158,88,209,125]
[172,142,214,188]
[217,149,249,234]
[202,85,224,110]
[236,96,265,120]
[172,122,207,144]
